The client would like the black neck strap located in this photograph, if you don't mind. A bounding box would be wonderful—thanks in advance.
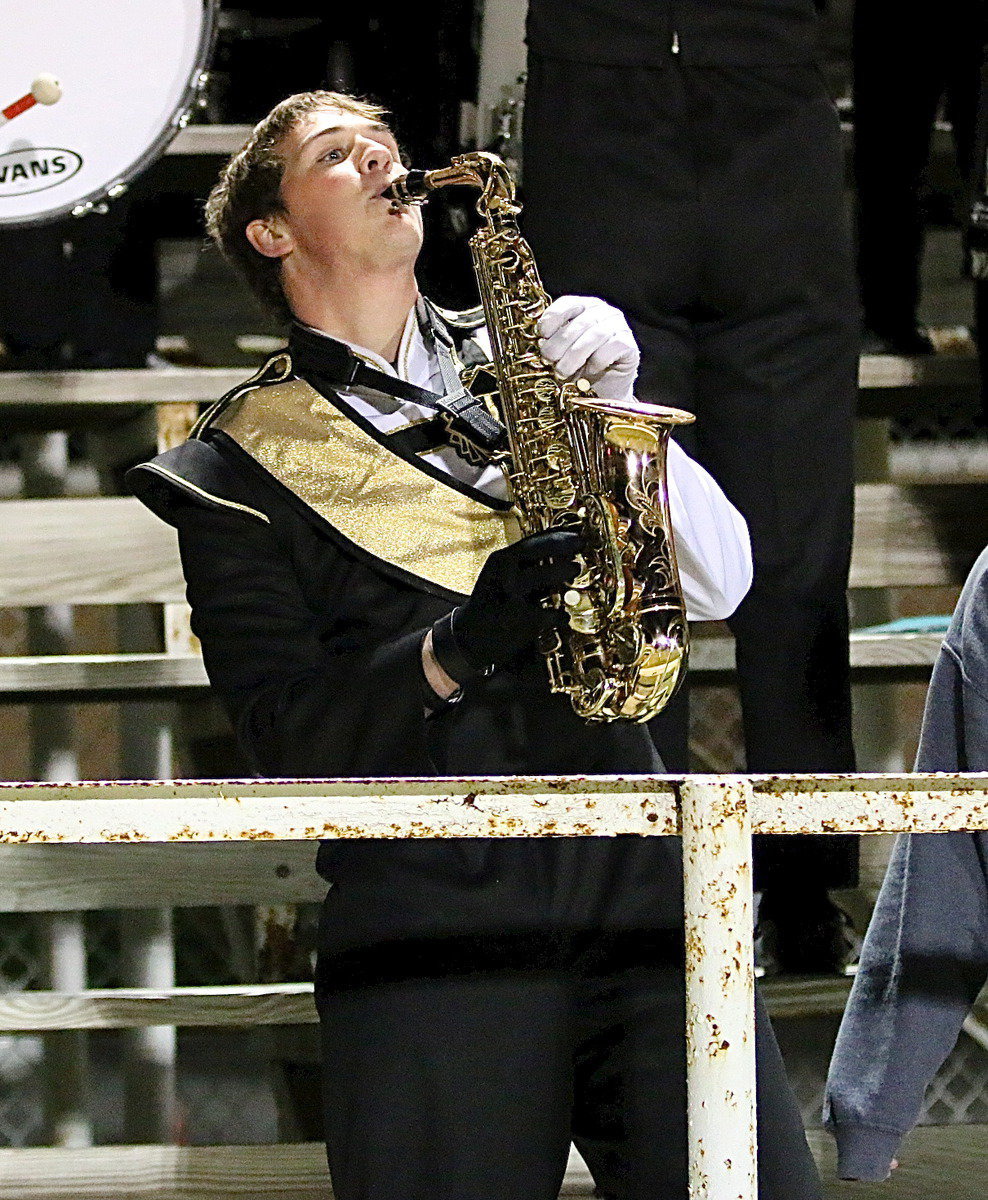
[288,313,507,466]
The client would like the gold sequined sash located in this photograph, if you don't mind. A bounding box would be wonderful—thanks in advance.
[210,375,519,597]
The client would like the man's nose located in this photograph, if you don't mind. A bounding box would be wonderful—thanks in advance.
[358,140,393,175]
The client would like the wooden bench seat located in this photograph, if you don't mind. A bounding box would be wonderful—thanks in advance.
[0,630,945,702]
[0,653,208,700]
[0,975,852,1033]
[691,629,945,683]
[856,348,980,418]
[2,1128,984,1200]
[3,482,981,701]
[0,1142,597,1199]
[0,353,968,399]
[0,367,245,435]
[0,1143,343,1200]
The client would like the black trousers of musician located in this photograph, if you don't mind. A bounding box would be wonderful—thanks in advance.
[316,933,819,1200]
[854,0,985,342]
[523,59,859,894]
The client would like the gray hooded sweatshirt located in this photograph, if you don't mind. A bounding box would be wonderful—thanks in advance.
[823,543,988,1181]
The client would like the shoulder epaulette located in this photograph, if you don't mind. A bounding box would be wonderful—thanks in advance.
[126,438,272,528]
[191,350,294,439]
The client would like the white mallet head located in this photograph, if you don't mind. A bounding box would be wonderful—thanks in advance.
[31,74,62,105]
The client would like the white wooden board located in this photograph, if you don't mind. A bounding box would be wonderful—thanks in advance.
[0,497,186,605]
[0,975,853,1032]
[0,841,323,912]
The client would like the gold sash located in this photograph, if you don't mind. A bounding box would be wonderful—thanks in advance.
[212,376,520,597]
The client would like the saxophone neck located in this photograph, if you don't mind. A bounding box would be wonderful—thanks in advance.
[455,152,519,215]
[388,153,520,219]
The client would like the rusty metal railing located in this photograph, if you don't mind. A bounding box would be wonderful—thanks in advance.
[2,771,988,1200]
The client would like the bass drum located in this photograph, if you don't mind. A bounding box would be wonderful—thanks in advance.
[0,0,217,227]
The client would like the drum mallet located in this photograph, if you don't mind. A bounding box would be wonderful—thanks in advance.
[1,74,62,127]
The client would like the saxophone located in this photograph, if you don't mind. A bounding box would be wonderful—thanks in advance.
[386,152,695,722]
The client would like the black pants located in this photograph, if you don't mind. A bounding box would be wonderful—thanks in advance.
[316,934,820,1200]
[523,58,858,888]
[854,0,985,336]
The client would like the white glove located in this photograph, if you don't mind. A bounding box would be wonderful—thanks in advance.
[537,295,640,403]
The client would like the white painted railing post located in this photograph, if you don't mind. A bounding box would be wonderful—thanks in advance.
[19,431,93,1149]
[679,777,758,1200]
[121,908,178,1143]
[38,912,91,1148]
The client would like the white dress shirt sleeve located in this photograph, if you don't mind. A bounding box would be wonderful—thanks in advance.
[665,438,753,621]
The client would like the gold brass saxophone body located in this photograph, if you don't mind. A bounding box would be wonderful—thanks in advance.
[387,152,696,721]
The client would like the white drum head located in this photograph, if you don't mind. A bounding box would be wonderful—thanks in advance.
[0,0,216,226]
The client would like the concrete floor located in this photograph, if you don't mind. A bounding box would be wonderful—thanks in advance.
[558,1129,982,1197]
[810,1125,988,1200]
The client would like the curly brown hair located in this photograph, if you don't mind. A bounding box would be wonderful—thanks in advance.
[204,91,390,325]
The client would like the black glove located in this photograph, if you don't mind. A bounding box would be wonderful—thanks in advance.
[430,529,583,684]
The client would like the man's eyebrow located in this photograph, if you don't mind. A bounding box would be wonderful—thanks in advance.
[298,123,394,153]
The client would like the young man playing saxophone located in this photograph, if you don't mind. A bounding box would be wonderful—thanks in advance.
[128,91,819,1200]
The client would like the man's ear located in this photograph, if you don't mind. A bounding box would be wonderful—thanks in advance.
[246,215,294,259]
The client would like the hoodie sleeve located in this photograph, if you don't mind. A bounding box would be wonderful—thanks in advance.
[824,546,988,1180]
[823,824,988,1180]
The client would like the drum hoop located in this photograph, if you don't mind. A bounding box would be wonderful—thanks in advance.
[5,0,219,228]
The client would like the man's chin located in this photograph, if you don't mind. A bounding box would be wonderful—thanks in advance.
[382,212,424,253]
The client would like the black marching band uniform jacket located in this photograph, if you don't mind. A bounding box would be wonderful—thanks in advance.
[127,306,685,970]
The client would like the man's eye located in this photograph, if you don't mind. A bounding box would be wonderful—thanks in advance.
[320,148,345,163]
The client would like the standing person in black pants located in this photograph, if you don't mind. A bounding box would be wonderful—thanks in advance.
[971,52,988,425]
[854,0,987,355]
[523,0,860,972]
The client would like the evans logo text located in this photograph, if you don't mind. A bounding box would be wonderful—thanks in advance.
[0,148,83,197]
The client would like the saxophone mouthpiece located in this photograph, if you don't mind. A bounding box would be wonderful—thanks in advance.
[383,170,430,211]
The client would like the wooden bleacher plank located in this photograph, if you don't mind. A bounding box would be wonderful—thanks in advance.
[844,631,946,677]
[807,1125,988,1200]
[0,653,207,698]
[0,367,247,434]
[0,346,974,419]
[0,983,317,1032]
[0,482,979,610]
[0,974,854,1033]
[0,842,323,912]
[0,1143,598,1199]
[0,497,185,606]
[0,1143,334,1200]
[0,632,944,703]
[0,480,975,701]
[166,124,253,156]
[857,349,980,419]
[760,976,853,1020]
[690,631,945,679]
[0,352,971,405]
[5,1132,987,1200]
[858,351,977,391]
[0,354,971,397]
[850,482,988,589]
[0,351,976,432]
[0,367,247,406]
